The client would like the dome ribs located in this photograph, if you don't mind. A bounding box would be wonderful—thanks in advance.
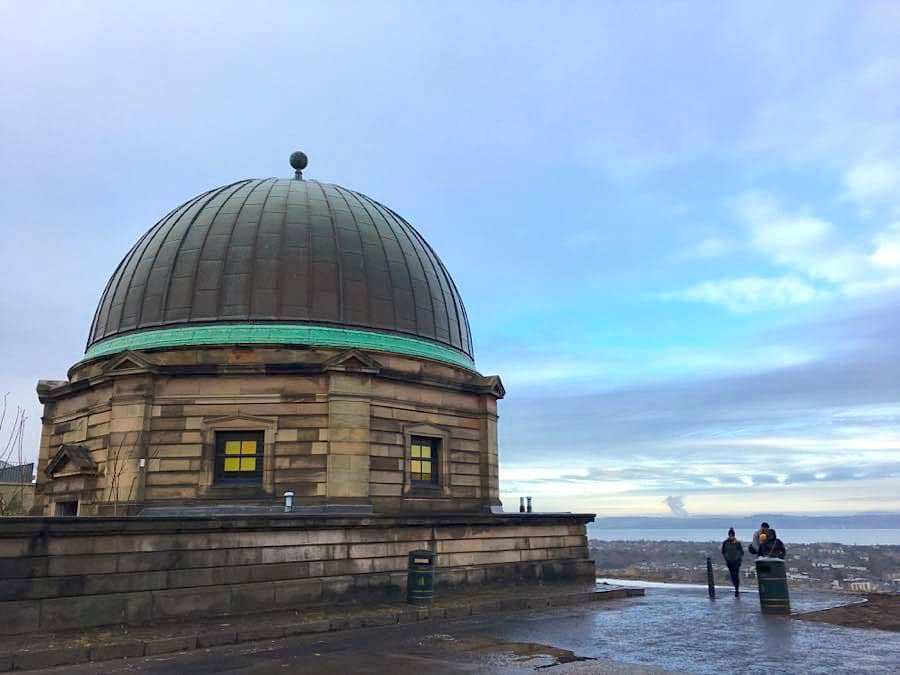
[271,179,293,320]
[387,205,463,354]
[88,221,157,348]
[248,179,287,319]
[189,181,257,321]
[129,191,212,329]
[447,271,474,356]
[217,179,276,320]
[131,192,214,330]
[155,181,248,327]
[352,190,417,336]
[357,193,438,342]
[340,187,401,334]
[87,178,475,362]
[97,206,178,342]
[234,178,278,319]
[106,193,206,338]
[308,180,341,323]
[331,184,375,329]
[328,182,386,330]
[277,178,313,321]
[180,180,253,323]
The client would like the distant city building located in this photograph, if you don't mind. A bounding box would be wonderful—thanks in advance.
[0,461,33,483]
[0,462,34,515]
[846,578,877,592]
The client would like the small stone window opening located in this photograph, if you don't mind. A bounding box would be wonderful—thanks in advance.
[410,436,439,486]
[215,431,264,484]
[54,500,78,516]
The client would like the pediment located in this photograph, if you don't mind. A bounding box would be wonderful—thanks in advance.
[323,349,381,373]
[46,444,98,478]
[102,351,157,375]
[403,422,448,437]
[202,413,277,428]
[482,375,505,399]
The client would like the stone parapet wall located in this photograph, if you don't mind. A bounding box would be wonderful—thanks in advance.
[0,513,594,635]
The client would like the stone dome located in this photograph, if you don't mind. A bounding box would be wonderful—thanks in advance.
[86,176,474,368]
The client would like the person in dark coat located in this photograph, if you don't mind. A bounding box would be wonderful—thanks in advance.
[759,528,786,559]
[721,528,744,596]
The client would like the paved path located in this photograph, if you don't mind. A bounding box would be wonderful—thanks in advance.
[30,582,900,673]
[31,607,659,674]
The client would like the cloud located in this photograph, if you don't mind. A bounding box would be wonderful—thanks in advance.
[843,160,900,207]
[497,296,900,514]
[669,192,900,312]
[742,36,900,170]
[871,223,900,268]
[660,276,827,313]
[664,496,689,517]
[678,237,734,259]
[738,192,866,285]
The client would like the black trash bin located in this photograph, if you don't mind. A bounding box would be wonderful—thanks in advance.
[756,557,790,614]
[407,549,435,605]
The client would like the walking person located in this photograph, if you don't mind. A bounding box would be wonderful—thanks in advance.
[721,528,744,596]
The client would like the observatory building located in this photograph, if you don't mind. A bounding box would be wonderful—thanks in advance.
[34,152,505,517]
[6,155,593,633]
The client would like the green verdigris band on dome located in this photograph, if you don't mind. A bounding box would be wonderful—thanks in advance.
[82,323,476,370]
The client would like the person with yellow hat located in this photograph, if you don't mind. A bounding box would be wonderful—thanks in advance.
[749,521,770,555]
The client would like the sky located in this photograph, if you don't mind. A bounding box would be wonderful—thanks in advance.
[2,2,900,516]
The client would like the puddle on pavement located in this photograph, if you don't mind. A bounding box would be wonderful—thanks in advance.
[413,633,595,669]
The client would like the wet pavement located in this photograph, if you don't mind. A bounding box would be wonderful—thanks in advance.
[579,579,900,673]
[31,581,900,674]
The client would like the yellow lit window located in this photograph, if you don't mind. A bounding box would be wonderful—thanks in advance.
[410,437,437,484]
[216,432,263,483]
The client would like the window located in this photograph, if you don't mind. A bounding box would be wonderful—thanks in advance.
[54,500,78,516]
[402,425,450,497]
[410,436,439,486]
[215,431,264,484]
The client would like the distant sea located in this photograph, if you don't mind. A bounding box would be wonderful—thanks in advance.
[592,528,900,545]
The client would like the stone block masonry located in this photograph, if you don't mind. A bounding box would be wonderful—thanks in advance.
[0,513,594,635]
[33,345,507,516]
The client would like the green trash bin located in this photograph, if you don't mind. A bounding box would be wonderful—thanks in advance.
[756,557,790,614]
[407,549,435,605]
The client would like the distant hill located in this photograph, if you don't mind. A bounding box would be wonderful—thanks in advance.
[589,513,900,535]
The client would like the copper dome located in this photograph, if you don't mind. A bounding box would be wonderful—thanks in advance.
[88,178,473,362]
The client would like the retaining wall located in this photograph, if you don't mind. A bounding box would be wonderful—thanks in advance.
[0,513,594,635]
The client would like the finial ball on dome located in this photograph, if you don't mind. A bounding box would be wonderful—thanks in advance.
[289,151,308,171]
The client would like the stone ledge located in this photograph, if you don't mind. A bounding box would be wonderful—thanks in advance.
[9,646,90,671]
[89,641,144,661]
[0,512,595,538]
[0,585,642,672]
[143,635,197,656]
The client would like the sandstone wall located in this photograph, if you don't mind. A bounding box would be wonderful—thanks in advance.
[34,346,503,516]
[0,514,594,635]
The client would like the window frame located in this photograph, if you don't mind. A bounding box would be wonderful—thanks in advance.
[54,500,79,517]
[402,424,452,497]
[214,430,265,485]
[409,435,439,486]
